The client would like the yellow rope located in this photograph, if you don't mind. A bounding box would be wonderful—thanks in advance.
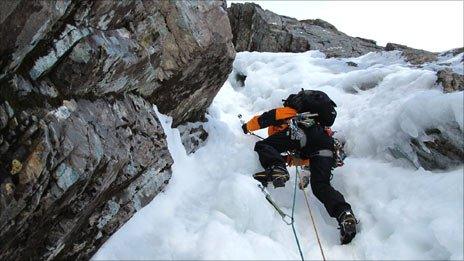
[297,168,327,261]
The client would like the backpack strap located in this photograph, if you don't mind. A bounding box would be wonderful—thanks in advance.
[314,149,334,158]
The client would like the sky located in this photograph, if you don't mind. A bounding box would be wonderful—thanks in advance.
[228,1,463,52]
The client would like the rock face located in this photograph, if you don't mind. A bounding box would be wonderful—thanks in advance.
[178,122,209,154]
[441,47,464,60]
[228,3,383,58]
[385,43,438,65]
[436,68,464,93]
[410,124,463,170]
[227,3,454,66]
[0,96,172,259]
[0,0,235,126]
[0,0,234,259]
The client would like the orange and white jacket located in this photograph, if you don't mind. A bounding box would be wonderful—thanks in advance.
[244,107,298,136]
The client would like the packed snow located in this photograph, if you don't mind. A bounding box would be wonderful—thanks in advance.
[94,51,463,260]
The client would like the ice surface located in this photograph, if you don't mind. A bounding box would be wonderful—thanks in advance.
[94,51,463,260]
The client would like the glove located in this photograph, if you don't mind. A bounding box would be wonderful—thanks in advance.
[241,123,248,134]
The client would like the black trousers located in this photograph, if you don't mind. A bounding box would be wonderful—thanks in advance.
[254,127,351,218]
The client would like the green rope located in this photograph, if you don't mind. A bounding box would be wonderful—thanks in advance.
[291,166,305,261]
[256,163,305,260]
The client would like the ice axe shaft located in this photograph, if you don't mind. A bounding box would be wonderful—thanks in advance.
[258,184,293,225]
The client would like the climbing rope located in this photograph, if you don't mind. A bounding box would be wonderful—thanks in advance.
[296,167,327,261]
[291,166,305,261]
[257,182,305,261]
[249,138,324,260]
[239,117,327,260]
[257,169,305,260]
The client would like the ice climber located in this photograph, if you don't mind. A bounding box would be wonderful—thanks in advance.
[241,89,357,244]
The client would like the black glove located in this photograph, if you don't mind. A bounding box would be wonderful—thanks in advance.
[241,123,248,134]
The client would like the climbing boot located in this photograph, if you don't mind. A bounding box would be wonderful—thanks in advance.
[338,210,357,244]
[253,171,271,187]
[269,165,289,188]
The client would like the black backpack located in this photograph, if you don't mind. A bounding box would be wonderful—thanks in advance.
[283,89,337,127]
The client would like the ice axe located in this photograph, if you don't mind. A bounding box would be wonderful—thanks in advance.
[237,114,264,140]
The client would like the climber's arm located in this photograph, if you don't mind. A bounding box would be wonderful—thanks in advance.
[243,107,297,132]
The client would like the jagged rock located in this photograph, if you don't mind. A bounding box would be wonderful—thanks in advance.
[228,3,383,57]
[346,61,358,67]
[178,122,209,154]
[436,68,464,93]
[385,43,438,65]
[1,0,235,126]
[300,18,338,31]
[441,47,464,60]
[410,124,463,170]
[388,122,463,171]
[0,0,234,259]
[0,95,173,260]
[0,102,12,129]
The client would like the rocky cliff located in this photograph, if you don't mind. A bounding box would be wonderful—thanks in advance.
[0,0,234,259]
[228,3,446,65]
[228,3,383,58]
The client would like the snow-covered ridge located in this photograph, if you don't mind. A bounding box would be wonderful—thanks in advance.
[95,51,463,260]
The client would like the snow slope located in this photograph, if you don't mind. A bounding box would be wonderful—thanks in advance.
[94,51,463,260]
